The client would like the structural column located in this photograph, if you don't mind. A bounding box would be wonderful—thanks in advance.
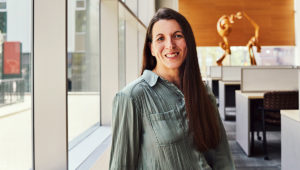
[33,0,67,169]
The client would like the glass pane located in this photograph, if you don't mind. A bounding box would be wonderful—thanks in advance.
[0,0,33,169]
[121,3,140,84]
[197,47,224,78]
[0,2,6,9]
[230,47,249,66]
[75,10,86,33]
[67,0,100,144]
[75,33,86,51]
[0,12,7,33]
[76,0,85,8]
[197,46,295,78]
[255,46,295,65]
[118,4,126,90]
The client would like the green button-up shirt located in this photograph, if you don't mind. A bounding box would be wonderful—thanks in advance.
[109,70,235,170]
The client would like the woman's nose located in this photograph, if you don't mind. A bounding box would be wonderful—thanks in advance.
[166,37,176,49]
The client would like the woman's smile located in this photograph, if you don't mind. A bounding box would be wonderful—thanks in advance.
[150,19,187,72]
[165,52,180,58]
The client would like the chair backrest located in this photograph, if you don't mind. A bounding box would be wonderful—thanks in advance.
[263,91,298,126]
[263,91,299,110]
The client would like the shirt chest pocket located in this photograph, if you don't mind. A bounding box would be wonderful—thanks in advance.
[149,109,187,145]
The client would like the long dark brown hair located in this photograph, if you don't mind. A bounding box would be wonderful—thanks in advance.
[141,8,221,152]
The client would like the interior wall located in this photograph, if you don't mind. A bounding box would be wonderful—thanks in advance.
[34,0,67,169]
[179,0,295,46]
[295,0,300,65]
[100,0,119,126]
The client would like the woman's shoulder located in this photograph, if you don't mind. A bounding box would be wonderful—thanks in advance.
[116,76,148,100]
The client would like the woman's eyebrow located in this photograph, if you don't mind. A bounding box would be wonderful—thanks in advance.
[174,30,183,34]
[154,31,182,38]
[154,33,163,38]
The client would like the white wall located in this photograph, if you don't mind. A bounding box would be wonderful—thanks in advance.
[100,0,119,126]
[7,0,32,53]
[295,0,300,65]
[126,13,139,83]
[138,0,155,26]
[126,0,138,15]
[34,0,67,169]
[138,25,146,71]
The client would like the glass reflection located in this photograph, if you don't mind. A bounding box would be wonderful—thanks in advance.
[197,46,295,78]
[0,0,33,169]
[67,0,100,144]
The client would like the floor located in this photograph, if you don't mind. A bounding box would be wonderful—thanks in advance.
[223,119,281,170]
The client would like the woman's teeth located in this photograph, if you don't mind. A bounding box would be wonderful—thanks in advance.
[166,52,179,58]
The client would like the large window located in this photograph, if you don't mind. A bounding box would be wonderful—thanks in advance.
[118,5,126,89]
[67,0,100,145]
[198,46,295,77]
[0,0,33,169]
[119,1,147,85]
[0,2,6,35]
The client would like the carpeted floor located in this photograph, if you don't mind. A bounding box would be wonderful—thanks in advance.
[223,120,281,170]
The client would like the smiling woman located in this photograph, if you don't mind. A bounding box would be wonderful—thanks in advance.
[150,19,187,87]
[109,8,235,170]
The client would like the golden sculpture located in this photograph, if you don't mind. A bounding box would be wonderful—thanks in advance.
[216,12,261,66]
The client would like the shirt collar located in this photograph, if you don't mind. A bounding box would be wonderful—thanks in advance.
[142,69,159,87]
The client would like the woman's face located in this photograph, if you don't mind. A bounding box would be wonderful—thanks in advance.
[150,19,187,72]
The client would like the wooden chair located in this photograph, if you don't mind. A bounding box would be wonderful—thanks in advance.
[260,91,298,160]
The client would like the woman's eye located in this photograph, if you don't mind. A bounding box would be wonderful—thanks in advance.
[157,37,164,41]
[175,34,183,38]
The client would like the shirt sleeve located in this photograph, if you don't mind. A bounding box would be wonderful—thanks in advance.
[204,86,236,170]
[109,93,142,170]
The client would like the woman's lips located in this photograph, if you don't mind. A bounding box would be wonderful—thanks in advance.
[165,52,179,58]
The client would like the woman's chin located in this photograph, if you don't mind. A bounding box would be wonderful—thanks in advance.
[165,65,182,71]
